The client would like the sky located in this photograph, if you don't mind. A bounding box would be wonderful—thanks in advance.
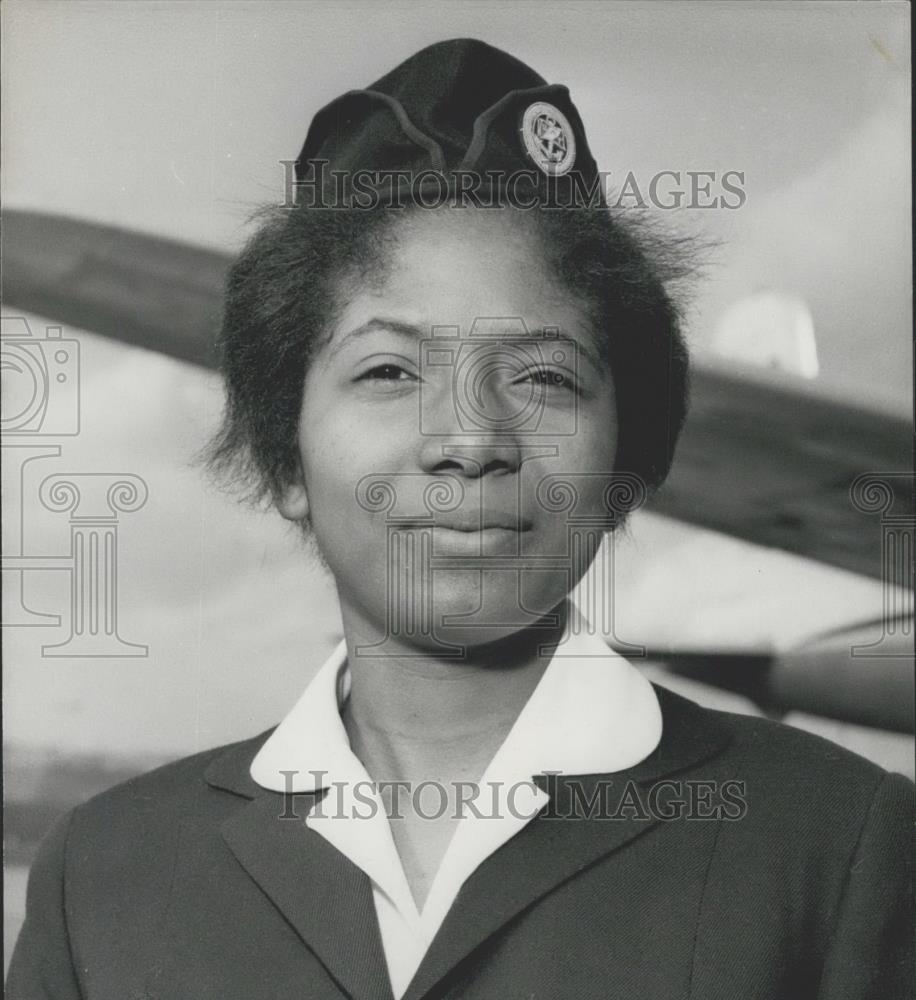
[1,1,911,760]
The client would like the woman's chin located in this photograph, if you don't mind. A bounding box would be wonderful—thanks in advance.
[344,567,570,655]
[420,569,567,653]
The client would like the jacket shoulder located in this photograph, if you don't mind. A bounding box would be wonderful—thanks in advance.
[88,730,269,806]
[652,680,913,863]
[62,730,272,861]
[652,679,905,786]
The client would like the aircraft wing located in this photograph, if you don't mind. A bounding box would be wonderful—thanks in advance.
[5,209,909,581]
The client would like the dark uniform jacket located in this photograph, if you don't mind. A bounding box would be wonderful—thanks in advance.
[8,684,913,1000]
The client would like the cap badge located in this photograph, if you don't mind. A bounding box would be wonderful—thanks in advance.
[520,102,576,176]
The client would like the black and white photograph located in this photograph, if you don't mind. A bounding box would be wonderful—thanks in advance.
[2,2,912,997]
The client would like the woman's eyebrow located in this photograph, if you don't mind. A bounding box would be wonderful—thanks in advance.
[327,317,427,358]
[328,316,607,378]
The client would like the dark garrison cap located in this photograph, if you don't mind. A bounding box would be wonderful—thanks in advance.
[294,38,602,207]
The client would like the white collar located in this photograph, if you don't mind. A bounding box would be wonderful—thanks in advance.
[251,603,662,794]
[250,606,664,969]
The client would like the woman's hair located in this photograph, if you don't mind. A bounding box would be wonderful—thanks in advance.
[205,202,695,512]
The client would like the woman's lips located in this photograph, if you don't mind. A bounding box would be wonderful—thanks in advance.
[421,524,530,556]
[414,512,533,532]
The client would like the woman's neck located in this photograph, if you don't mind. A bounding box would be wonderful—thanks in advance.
[338,602,566,785]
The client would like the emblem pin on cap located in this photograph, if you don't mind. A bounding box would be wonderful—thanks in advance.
[520,102,576,176]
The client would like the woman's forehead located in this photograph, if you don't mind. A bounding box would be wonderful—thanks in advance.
[334,209,581,324]
[391,203,544,251]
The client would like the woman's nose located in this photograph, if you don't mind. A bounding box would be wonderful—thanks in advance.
[420,436,522,478]
[417,378,523,478]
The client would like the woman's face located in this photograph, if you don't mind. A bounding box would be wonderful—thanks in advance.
[279,208,619,650]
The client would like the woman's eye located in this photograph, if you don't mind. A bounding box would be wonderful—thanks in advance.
[521,368,578,392]
[358,364,416,382]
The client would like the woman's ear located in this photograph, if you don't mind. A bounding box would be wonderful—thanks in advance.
[276,457,309,521]
[276,482,309,522]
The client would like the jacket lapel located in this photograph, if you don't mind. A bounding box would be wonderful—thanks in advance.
[205,686,732,1000]
[402,685,734,1000]
[205,739,395,1000]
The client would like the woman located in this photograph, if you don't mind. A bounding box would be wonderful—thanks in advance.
[9,38,911,1000]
